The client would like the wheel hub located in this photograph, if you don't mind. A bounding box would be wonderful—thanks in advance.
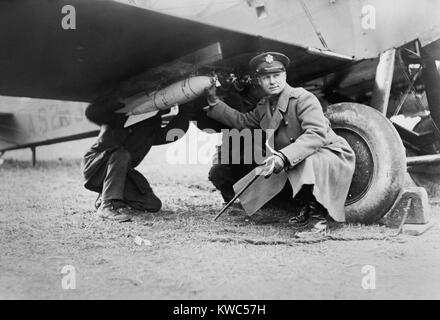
[334,128,375,205]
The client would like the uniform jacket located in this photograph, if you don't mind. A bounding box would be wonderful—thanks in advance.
[207,84,355,221]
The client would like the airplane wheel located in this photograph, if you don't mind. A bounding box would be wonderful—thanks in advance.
[325,103,406,224]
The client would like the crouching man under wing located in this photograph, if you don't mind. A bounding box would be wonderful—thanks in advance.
[205,52,356,230]
[82,97,196,222]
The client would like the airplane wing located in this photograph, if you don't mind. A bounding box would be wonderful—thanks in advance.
[0,97,98,152]
[0,0,355,103]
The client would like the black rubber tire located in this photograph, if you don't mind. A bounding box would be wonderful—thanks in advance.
[325,103,406,224]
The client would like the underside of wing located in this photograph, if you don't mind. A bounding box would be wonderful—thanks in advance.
[0,0,354,102]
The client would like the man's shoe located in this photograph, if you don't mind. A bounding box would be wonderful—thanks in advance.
[96,201,132,222]
[295,220,328,238]
[288,202,310,228]
[308,201,328,220]
[294,202,329,238]
[289,200,329,227]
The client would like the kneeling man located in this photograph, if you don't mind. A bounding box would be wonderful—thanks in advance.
[205,52,356,228]
[81,114,163,222]
[82,98,197,222]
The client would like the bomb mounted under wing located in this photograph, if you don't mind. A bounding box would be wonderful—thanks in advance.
[0,0,440,223]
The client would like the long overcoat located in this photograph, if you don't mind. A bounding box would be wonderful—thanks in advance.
[207,84,356,222]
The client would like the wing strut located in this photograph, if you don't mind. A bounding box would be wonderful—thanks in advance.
[298,0,328,49]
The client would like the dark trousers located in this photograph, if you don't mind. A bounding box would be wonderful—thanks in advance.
[100,148,131,202]
[83,147,161,211]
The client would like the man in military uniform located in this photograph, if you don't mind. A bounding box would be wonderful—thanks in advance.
[205,52,356,228]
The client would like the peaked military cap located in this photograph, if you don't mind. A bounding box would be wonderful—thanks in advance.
[249,52,291,74]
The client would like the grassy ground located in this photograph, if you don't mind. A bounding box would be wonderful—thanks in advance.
[1,148,440,299]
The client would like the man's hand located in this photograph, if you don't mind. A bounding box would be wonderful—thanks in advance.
[262,154,285,178]
[205,83,220,107]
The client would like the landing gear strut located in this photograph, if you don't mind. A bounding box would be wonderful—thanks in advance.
[30,146,36,167]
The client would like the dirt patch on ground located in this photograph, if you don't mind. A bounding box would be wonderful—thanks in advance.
[1,156,440,299]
